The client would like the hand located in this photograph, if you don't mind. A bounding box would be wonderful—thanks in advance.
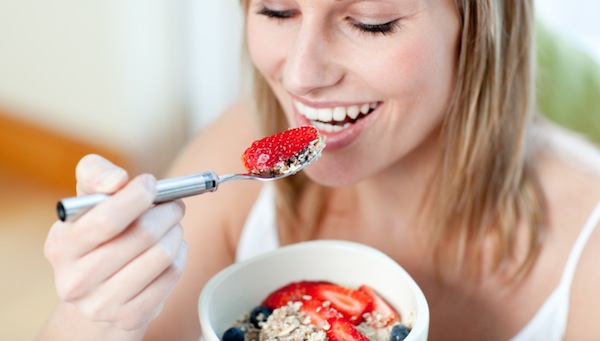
[44,154,188,331]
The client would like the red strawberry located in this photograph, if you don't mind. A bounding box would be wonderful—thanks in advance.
[261,281,317,309]
[299,299,340,329]
[358,285,399,326]
[308,283,373,324]
[242,125,319,173]
[326,317,370,341]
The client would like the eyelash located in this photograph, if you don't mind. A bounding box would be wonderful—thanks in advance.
[256,6,297,21]
[256,6,401,36]
[349,19,401,35]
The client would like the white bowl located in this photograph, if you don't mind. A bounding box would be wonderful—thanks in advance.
[198,240,429,340]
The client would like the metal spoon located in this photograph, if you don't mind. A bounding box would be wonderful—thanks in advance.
[56,139,325,222]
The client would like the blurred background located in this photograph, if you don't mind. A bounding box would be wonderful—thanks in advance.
[0,0,598,339]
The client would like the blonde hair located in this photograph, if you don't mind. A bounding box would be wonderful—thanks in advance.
[241,0,546,281]
[430,0,546,280]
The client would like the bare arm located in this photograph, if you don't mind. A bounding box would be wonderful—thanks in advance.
[144,100,264,340]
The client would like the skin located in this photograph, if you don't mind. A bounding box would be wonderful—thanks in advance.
[247,0,458,188]
[39,0,600,340]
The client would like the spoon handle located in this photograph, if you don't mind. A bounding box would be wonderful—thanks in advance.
[56,171,219,222]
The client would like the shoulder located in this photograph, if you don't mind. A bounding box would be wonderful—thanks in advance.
[564,204,600,339]
[534,121,600,207]
[534,122,600,338]
[168,99,261,176]
[166,98,265,244]
[165,98,266,272]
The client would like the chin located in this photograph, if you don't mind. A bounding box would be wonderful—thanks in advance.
[301,159,360,188]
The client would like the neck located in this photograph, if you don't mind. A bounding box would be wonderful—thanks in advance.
[355,127,442,224]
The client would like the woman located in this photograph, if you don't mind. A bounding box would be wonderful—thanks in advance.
[39,0,600,340]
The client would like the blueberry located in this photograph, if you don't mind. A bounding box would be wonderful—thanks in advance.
[249,305,272,328]
[390,324,411,341]
[222,327,245,341]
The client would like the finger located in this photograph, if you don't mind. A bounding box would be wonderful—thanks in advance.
[103,223,185,305]
[44,219,73,267]
[76,154,129,195]
[116,242,188,331]
[68,174,158,256]
[54,200,185,301]
[76,241,188,330]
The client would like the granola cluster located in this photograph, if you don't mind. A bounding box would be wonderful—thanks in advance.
[259,302,327,341]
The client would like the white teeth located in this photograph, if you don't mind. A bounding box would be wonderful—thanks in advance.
[347,105,360,120]
[294,100,305,113]
[294,100,378,126]
[304,106,318,120]
[317,108,333,122]
[360,103,370,114]
[313,121,351,133]
[333,107,346,121]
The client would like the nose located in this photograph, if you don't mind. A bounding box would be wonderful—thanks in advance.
[283,20,343,96]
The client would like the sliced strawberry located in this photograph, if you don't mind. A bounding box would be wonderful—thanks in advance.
[358,285,399,326]
[308,283,372,324]
[241,125,319,173]
[326,317,370,341]
[261,281,317,309]
[299,299,340,329]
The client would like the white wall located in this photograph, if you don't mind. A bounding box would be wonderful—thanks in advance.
[0,0,186,173]
[535,0,600,63]
[180,0,244,134]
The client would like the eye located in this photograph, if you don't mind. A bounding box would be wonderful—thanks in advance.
[256,6,298,21]
[349,18,402,35]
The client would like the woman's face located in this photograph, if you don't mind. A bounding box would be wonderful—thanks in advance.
[246,0,461,186]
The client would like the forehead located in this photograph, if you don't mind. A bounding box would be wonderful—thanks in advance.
[244,0,454,11]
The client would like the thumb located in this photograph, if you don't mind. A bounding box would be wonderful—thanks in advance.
[75,154,129,195]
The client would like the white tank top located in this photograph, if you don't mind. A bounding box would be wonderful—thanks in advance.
[236,184,600,340]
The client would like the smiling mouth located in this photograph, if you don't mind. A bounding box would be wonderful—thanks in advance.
[294,100,379,133]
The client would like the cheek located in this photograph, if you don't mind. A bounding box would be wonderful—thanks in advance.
[376,40,454,98]
[246,18,286,81]
[246,19,297,122]
[246,20,268,75]
[367,33,458,118]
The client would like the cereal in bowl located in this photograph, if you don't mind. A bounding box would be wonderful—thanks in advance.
[221,281,412,341]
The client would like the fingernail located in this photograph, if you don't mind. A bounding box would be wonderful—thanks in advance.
[174,242,188,271]
[144,174,157,189]
[141,174,158,198]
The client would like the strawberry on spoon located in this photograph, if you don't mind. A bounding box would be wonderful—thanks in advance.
[242,125,325,175]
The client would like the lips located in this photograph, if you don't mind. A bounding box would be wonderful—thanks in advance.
[293,100,379,133]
